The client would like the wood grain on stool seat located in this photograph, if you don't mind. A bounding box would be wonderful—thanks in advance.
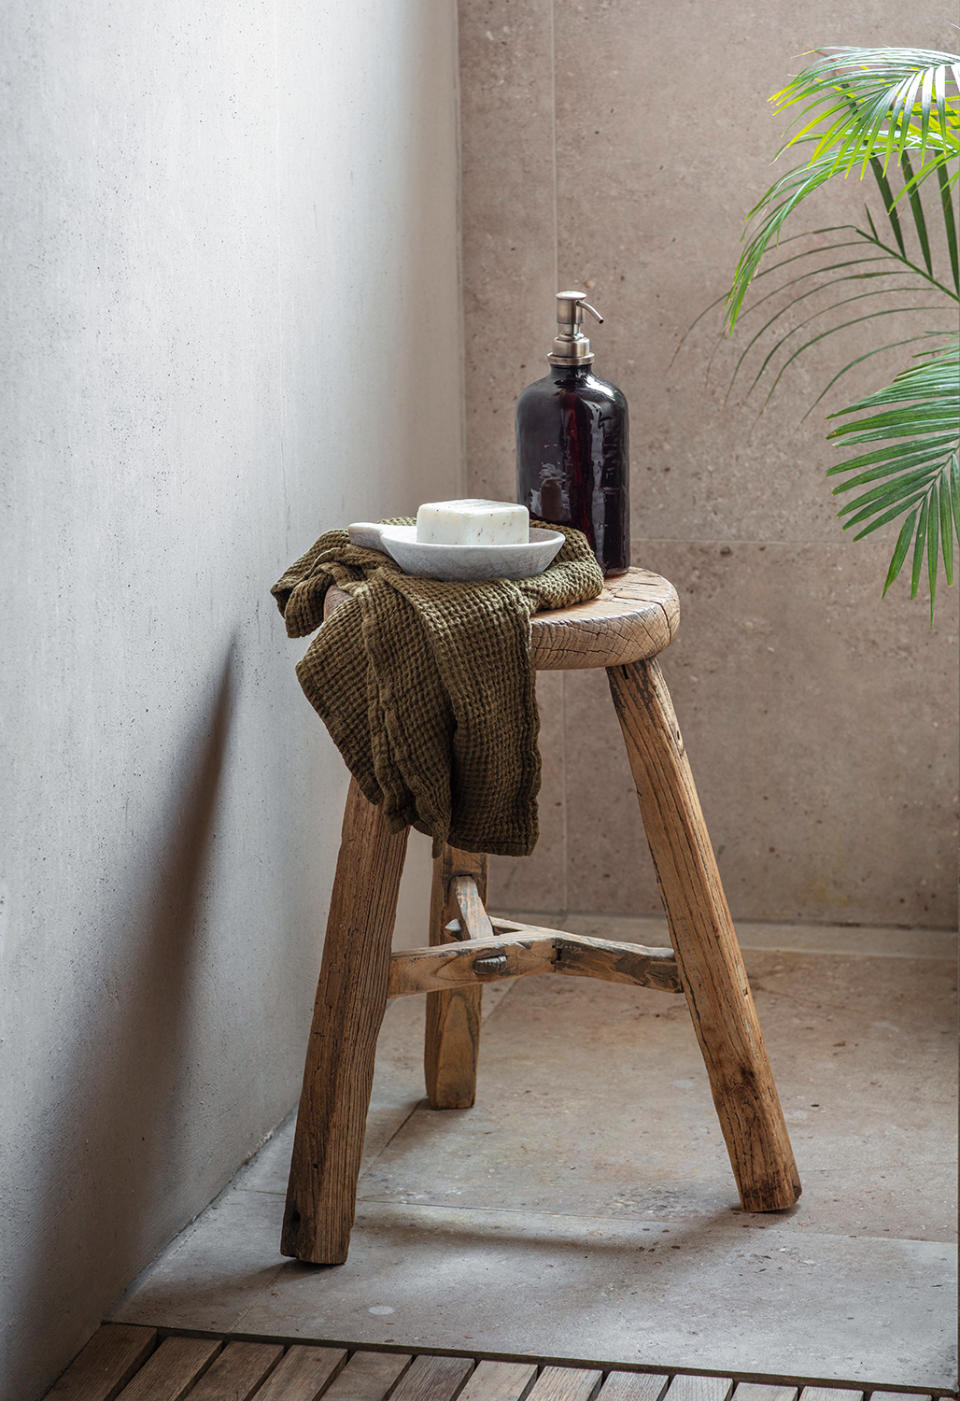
[528,568,678,669]
[323,566,679,670]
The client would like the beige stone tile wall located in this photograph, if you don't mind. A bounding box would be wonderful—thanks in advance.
[460,0,959,926]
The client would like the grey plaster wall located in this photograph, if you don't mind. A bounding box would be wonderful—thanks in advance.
[460,0,959,929]
[0,3,460,1397]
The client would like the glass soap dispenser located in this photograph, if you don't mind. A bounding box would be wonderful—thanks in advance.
[515,290,629,576]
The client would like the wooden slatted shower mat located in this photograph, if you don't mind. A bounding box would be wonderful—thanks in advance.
[44,1324,949,1401]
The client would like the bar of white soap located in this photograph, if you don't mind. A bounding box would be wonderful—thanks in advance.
[416,499,529,546]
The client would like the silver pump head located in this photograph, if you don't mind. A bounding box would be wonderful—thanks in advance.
[548,290,603,365]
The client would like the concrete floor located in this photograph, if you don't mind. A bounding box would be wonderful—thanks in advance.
[110,918,958,1391]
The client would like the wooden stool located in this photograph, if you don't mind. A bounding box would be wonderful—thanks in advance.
[281,568,801,1264]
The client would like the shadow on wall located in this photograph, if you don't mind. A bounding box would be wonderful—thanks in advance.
[10,647,237,1401]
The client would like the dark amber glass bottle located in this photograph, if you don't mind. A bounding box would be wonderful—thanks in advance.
[515,292,629,576]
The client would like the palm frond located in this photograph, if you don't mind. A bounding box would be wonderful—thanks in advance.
[734,283,943,404]
[827,341,960,620]
[773,49,960,174]
[727,49,960,333]
[935,162,960,293]
[727,156,839,328]
[716,46,960,618]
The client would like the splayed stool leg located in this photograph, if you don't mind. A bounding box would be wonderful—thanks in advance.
[608,657,801,1213]
[281,778,409,1264]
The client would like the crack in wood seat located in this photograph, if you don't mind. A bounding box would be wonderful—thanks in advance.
[323,566,680,669]
[284,564,802,1266]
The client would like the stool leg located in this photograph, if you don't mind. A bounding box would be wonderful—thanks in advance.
[608,659,801,1212]
[281,778,409,1263]
[424,846,487,1108]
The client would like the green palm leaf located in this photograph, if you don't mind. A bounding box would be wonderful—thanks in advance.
[827,342,960,620]
[718,45,960,619]
[773,49,960,172]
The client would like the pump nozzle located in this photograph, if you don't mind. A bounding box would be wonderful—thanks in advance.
[549,290,603,365]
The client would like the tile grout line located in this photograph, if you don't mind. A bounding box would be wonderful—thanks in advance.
[356,1098,426,1177]
[221,1186,960,1249]
[550,0,558,293]
[502,912,957,960]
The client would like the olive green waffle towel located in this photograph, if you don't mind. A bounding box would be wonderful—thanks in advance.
[271,521,603,857]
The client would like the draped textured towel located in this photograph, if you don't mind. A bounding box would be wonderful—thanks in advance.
[271,521,603,857]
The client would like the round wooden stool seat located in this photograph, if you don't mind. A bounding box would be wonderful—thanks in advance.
[324,566,678,671]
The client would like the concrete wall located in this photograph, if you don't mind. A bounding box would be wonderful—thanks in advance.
[461,0,959,929]
[0,3,460,1397]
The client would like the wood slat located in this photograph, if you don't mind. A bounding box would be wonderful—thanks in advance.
[184,1341,283,1400]
[389,1355,474,1401]
[861,1395,934,1401]
[797,1391,864,1401]
[457,1361,538,1401]
[46,1325,159,1401]
[526,1368,603,1401]
[249,1345,347,1401]
[321,1352,413,1401]
[731,1388,798,1401]
[597,1372,671,1401]
[662,1380,733,1401]
[48,1334,923,1401]
[116,1336,221,1401]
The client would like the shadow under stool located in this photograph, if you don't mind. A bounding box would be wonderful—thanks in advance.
[281,567,802,1264]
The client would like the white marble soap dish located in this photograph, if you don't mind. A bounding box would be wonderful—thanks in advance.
[347,521,564,581]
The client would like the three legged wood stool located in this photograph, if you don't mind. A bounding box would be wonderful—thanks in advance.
[281,567,801,1264]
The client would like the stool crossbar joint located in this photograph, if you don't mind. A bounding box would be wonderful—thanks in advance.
[388,920,682,998]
